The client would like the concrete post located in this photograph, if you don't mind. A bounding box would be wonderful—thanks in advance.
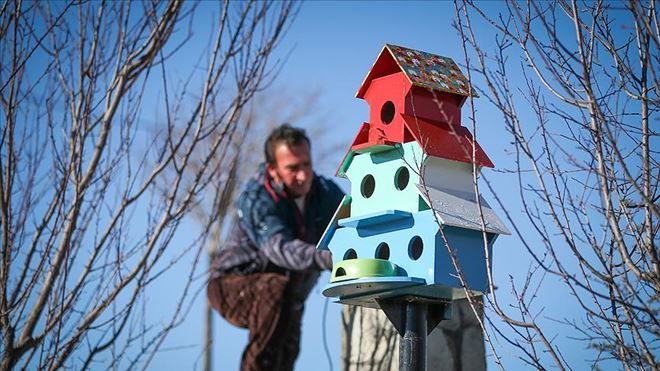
[341,297,485,371]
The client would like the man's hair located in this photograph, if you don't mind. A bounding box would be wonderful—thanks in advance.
[264,124,311,166]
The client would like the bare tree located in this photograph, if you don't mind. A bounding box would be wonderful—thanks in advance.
[449,0,658,369]
[0,0,297,369]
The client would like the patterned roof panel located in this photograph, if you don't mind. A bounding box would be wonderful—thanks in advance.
[386,44,474,97]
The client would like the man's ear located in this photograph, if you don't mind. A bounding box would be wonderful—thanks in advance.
[266,162,280,183]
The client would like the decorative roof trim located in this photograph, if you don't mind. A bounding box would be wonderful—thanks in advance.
[357,44,478,100]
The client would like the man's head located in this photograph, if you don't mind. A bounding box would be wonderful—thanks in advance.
[265,124,313,198]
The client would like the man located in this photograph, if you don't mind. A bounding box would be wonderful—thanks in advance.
[208,124,344,371]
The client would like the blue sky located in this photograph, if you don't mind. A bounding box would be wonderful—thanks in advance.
[146,1,602,370]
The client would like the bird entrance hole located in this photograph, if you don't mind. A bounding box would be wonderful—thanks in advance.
[375,242,390,260]
[343,249,357,260]
[409,236,423,260]
[361,174,375,198]
[335,268,346,277]
[380,101,395,124]
[395,166,410,191]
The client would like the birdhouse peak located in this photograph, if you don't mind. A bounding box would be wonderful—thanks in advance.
[356,44,476,100]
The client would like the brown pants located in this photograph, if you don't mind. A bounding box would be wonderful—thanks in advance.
[207,273,303,371]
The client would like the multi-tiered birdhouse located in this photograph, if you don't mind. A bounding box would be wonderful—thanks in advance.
[317,44,509,310]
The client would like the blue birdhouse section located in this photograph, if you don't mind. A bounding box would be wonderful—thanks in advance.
[322,208,497,305]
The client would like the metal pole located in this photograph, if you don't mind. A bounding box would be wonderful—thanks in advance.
[204,298,213,371]
[204,251,214,371]
[399,301,427,371]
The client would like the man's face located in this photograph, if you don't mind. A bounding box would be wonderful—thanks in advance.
[267,141,314,198]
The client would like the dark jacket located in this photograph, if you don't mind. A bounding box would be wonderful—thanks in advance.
[212,165,344,279]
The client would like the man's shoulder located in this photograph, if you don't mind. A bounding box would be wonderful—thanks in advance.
[237,176,275,212]
[312,175,344,212]
[315,174,343,196]
[241,175,266,195]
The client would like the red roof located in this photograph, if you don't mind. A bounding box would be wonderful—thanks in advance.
[402,114,493,168]
[335,117,493,177]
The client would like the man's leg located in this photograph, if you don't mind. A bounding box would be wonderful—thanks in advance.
[242,273,289,371]
[267,303,303,371]
[259,270,317,371]
[207,274,252,329]
[207,273,289,371]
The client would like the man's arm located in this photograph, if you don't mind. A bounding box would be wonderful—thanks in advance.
[238,192,331,271]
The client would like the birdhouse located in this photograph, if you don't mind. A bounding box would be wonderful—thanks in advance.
[318,44,509,309]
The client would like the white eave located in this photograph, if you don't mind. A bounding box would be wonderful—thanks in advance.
[316,195,352,250]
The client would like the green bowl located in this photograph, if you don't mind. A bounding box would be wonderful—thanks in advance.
[331,258,399,282]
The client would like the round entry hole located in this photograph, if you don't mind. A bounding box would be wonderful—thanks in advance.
[380,101,395,124]
[344,249,357,260]
[361,174,375,198]
[375,242,390,260]
[395,166,410,191]
[409,236,423,260]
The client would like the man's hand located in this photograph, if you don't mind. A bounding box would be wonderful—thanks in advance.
[314,250,333,271]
